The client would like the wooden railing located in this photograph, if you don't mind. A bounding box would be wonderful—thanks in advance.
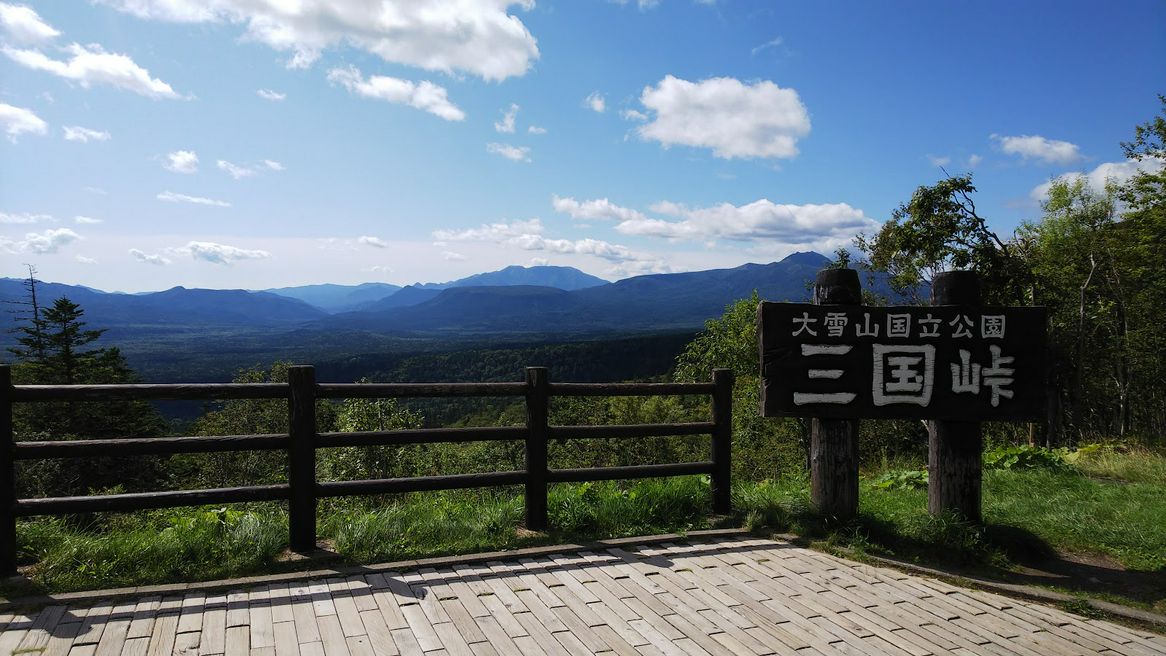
[0,365,734,576]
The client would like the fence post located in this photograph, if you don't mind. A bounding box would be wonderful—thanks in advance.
[928,271,983,521]
[0,366,15,576]
[810,268,862,522]
[524,367,549,531]
[288,365,318,552]
[710,368,734,514]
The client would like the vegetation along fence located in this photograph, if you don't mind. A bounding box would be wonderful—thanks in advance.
[0,365,734,576]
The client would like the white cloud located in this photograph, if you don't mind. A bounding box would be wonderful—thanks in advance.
[612,198,879,254]
[552,195,648,223]
[75,255,97,264]
[164,150,199,173]
[99,0,539,81]
[3,42,182,99]
[636,75,811,159]
[358,235,388,248]
[157,190,231,207]
[583,91,605,113]
[0,227,81,254]
[434,217,663,268]
[363,264,393,274]
[433,218,543,242]
[327,65,464,121]
[529,257,548,266]
[74,215,103,224]
[256,88,286,101]
[620,109,647,122]
[1029,157,1166,201]
[750,36,783,56]
[993,134,1083,165]
[129,248,170,265]
[0,2,60,44]
[442,250,467,261]
[217,160,253,179]
[0,102,47,140]
[0,211,51,224]
[527,125,546,135]
[63,125,111,142]
[263,159,284,171]
[486,142,531,162]
[967,154,983,168]
[926,155,951,167]
[495,103,518,133]
[169,241,271,264]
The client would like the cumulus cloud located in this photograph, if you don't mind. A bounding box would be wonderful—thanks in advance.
[0,2,60,44]
[1,211,51,224]
[358,235,388,248]
[636,75,810,159]
[98,0,539,81]
[486,142,530,162]
[434,217,664,268]
[0,227,80,254]
[0,102,47,140]
[616,199,878,248]
[256,88,285,101]
[164,150,199,173]
[528,125,546,135]
[63,125,111,142]
[157,190,231,207]
[495,103,518,133]
[993,134,1083,165]
[129,248,170,265]
[552,195,648,223]
[327,65,464,121]
[168,241,271,264]
[1029,157,1166,202]
[583,91,605,113]
[3,42,182,99]
[74,215,103,224]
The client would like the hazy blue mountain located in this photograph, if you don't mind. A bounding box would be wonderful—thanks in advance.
[0,279,326,335]
[411,265,607,291]
[264,282,402,312]
[447,265,606,290]
[315,252,844,334]
[362,285,444,311]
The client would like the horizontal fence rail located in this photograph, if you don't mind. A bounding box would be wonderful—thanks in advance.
[0,364,734,576]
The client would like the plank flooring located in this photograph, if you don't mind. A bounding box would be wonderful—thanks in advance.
[2,537,1163,655]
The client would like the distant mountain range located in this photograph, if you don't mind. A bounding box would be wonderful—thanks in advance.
[1,254,889,342]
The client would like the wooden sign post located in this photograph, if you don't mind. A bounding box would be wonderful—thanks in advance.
[758,269,1046,521]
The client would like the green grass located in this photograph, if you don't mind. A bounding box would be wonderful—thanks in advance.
[12,448,1166,605]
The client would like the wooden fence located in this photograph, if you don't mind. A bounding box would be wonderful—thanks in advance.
[0,365,734,576]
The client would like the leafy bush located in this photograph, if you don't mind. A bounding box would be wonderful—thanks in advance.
[871,469,928,490]
[982,445,1072,472]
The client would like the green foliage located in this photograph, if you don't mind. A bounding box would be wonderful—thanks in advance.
[871,469,929,490]
[319,386,425,482]
[856,174,1028,304]
[982,445,1072,472]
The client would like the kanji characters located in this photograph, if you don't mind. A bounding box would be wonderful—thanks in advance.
[872,344,936,406]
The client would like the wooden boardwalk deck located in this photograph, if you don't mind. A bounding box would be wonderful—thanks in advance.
[1,536,1162,656]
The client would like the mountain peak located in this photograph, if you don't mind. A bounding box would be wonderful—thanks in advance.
[780,251,831,266]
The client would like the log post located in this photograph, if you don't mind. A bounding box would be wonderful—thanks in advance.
[810,269,861,522]
[710,368,734,514]
[287,365,318,552]
[0,366,15,576]
[524,367,549,531]
[928,271,983,521]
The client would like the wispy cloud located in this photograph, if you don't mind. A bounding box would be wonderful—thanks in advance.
[583,91,606,113]
[1,211,52,224]
[129,248,170,265]
[358,235,388,248]
[256,88,286,101]
[750,36,783,56]
[328,65,465,121]
[3,42,182,99]
[0,2,60,44]
[0,102,47,141]
[487,142,531,162]
[0,227,80,254]
[157,190,230,207]
[494,103,519,133]
[74,215,103,224]
[63,125,111,142]
[167,241,270,264]
[164,150,198,173]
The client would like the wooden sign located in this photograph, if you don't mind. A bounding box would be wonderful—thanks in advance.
[758,303,1047,421]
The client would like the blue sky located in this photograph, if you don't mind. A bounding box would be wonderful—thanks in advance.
[1,0,1163,292]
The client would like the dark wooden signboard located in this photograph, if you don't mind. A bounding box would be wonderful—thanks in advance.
[759,303,1047,421]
